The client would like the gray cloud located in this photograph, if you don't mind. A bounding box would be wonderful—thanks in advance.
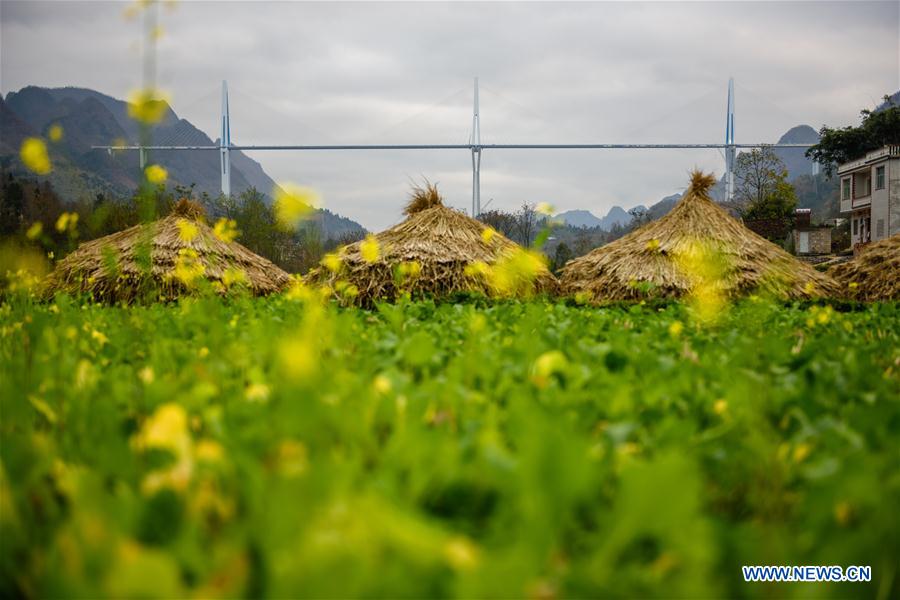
[2,1,898,229]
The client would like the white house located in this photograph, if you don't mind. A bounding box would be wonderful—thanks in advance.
[838,145,900,248]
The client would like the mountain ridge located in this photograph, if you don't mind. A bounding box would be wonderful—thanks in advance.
[0,85,366,238]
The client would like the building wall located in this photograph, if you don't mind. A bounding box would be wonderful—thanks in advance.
[870,159,891,241]
[841,154,900,244]
[890,157,900,237]
[793,228,831,255]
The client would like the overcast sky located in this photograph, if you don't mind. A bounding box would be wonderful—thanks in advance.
[2,1,898,230]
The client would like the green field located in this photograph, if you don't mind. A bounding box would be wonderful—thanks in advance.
[2,294,899,598]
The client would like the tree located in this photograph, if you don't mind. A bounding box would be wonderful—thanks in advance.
[734,148,797,220]
[550,242,573,273]
[806,94,900,177]
[514,202,538,247]
[478,209,517,239]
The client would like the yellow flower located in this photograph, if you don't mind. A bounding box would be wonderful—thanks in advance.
[48,124,64,142]
[489,247,546,296]
[144,164,168,184]
[359,234,380,263]
[273,183,319,230]
[668,320,683,337]
[138,366,155,384]
[834,501,852,526]
[481,227,496,244]
[464,260,490,278]
[195,439,224,463]
[91,329,109,346]
[26,222,43,240]
[531,350,567,388]
[55,212,79,234]
[848,282,859,290]
[127,89,170,125]
[176,219,198,242]
[373,374,392,395]
[793,443,812,463]
[535,202,554,216]
[279,338,318,380]
[221,267,246,287]
[445,537,480,571]
[646,238,660,252]
[172,248,205,286]
[134,403,190,455]
[396,261,421,281]
[20,138,51,175]
[713,399,728,415]
[245,383,271,403]
[212,218,239,243]
[574,291,592,305]
[322,252,343,273]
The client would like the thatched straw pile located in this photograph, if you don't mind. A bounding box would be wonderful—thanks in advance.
[306,182,557,305]
[43,199,291,302]
[559,171,839,303]
[830,234,900,301]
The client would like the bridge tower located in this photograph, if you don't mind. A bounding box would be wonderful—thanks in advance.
[471,77,482,217]
[724,77,735,204]
[220,80,232,198]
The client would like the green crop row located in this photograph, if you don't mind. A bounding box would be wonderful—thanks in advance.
[1,295,898,598]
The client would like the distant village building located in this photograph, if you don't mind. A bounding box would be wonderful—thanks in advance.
[791,209,831,255]
[838,145,900,248]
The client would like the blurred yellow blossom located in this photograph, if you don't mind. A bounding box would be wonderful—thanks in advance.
[245,383,271,403]
[668,320,683,337]
[445,536,480,570]
[176,219,198,242]
[133,403,190,456]
[481,227,496,244]
[360,234,380,263]
[274,183,319,230]
[127,89,171,125]
[195,439,224,463]
[26,222,43,240]
[531,350,567,388]
[322,252,343,272]
[221,267,247,288]
[489,248,545,297]
[138,366,155,384]
[373,374,392,395]
[172,248,205,286]
[145,164,168,184]
[646,238,660,252]
[20,138,51,175]
[55,212,78,234]
[535,202,554,216]
[713,399,728,415]
[212,218,239,243]
[48,124,64,142]
[279,338,318,380]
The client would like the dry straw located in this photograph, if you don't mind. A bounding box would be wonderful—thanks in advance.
[42,199,292,302]
[830,234,900,301]
[559,171,840,303]
[306,181,557,305]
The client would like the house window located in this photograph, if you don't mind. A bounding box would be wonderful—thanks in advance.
[876,165,885,190]
[842,178,851,200]
[852,218,858,235]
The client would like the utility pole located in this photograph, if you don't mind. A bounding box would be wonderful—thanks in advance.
[220,80,231,198]
[724,77,736,204]
[471,77,481,217]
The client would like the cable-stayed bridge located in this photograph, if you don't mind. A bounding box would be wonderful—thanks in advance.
[93,78,815,217]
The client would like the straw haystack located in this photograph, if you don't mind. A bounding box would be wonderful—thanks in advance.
[559,171,839,303]
[830,234,900,301]
[43,199,291,302]
[305,182,557,305]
